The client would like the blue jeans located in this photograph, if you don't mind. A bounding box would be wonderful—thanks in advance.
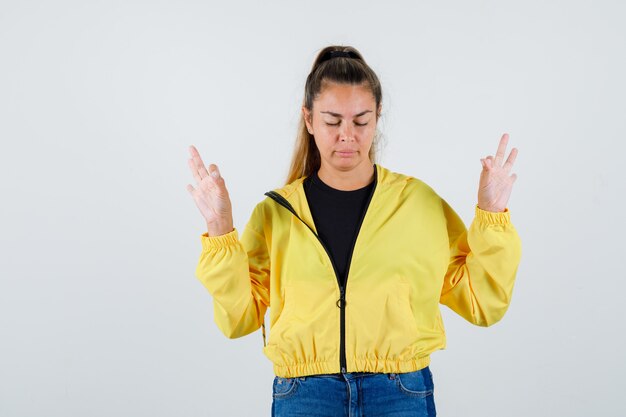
[271,366,436,417]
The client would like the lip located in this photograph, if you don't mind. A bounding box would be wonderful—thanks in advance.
[336,150,356,155]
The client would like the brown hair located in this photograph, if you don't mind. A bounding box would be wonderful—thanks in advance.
[284,45,384,185]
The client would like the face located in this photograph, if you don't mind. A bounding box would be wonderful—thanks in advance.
[303,82,380,175]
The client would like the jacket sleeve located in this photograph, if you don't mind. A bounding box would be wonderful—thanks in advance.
[439,200,522,327]
[194,206,270,339]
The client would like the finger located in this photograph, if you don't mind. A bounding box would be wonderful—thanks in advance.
[494,133,509,167]
[186,183,203,202]
[503,147,518,173]
[189,145,210,179]
[188,158,204,185]
[187,182,212,204]
[186,183,212,218]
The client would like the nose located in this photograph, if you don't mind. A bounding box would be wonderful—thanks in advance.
[339,123,355,142]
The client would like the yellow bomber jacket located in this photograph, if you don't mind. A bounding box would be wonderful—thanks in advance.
[195,164,522,378]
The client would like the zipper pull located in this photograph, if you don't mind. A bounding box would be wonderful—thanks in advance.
[336,287,346,309]
[341,366,347,373]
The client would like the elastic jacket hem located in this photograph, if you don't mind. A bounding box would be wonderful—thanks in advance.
[272,355,432,378]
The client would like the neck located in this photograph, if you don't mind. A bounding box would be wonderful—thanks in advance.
[317,161,375,191]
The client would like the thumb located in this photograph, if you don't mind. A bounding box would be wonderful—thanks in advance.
[208,165,228,193]
[208,164,221,179]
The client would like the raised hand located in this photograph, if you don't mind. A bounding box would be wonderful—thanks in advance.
[186,145,234,236]
[477,133,519,212]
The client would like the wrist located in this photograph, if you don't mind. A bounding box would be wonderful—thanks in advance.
[477,203,505,213]
[207,220,234,236]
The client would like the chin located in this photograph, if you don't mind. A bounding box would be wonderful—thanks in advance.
[332,158,362,170]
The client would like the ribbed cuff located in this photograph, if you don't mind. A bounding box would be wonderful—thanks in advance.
[200,228,239,250]
[475,204,511,225]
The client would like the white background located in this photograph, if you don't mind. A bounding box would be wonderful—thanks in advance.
[1,1,624,416]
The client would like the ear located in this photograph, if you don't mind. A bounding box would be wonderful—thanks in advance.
[377,103,382,120]
[302,106,313,134]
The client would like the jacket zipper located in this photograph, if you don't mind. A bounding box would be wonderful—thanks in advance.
[263,166,377,374]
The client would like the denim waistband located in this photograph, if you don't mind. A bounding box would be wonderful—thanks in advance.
[282,371,399,382]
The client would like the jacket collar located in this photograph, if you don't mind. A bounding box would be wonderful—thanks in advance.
[265,164,387,234]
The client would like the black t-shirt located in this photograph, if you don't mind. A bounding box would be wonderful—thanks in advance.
[303,168,375,288]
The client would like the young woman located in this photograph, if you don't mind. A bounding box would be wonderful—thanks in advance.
[186,45,521,417]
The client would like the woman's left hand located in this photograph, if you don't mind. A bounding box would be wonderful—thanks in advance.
[477,133,518,212]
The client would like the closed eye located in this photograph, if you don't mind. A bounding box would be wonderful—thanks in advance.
[326,122,368,126]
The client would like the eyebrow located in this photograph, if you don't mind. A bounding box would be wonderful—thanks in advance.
[320,110,373,118]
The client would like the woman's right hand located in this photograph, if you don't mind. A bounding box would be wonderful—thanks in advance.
[186,145,234,236]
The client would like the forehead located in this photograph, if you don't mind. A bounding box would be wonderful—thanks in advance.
[314,82,376,115]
